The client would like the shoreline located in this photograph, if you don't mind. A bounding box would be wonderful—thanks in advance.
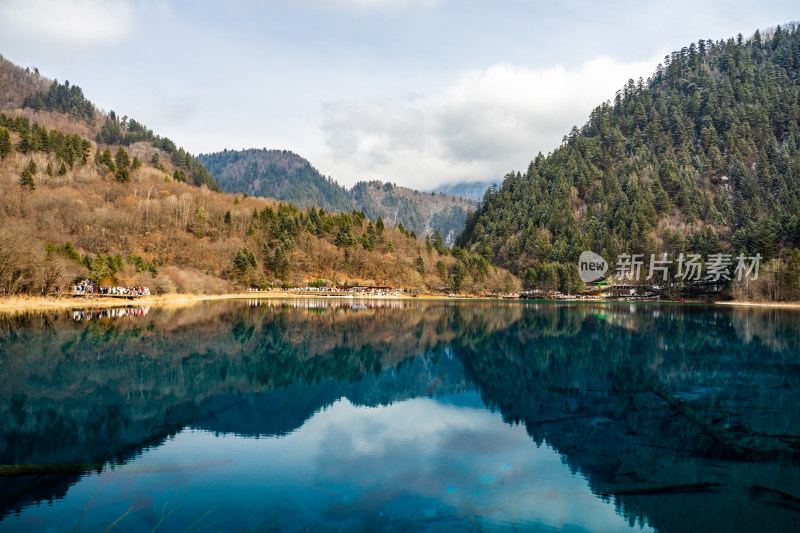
[0,292,435,314]
[1,294,798,314]
[714,300,800,309]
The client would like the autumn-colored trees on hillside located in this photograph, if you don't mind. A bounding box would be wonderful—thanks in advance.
[0,139,517,295]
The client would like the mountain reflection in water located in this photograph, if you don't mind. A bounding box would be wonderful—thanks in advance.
[0,301,799,532]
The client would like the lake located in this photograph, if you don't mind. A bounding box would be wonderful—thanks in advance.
[0,299,799,532]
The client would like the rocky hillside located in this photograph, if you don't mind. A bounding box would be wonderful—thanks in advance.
[350,180,477,246]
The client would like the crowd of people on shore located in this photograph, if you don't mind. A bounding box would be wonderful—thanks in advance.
[288,286,404,296]
[247,285,405,297]
[73,280,151,297]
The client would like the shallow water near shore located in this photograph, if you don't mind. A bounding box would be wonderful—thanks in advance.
[1,299,799,532]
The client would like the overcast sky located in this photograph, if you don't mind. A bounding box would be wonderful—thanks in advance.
[0,1,796,189]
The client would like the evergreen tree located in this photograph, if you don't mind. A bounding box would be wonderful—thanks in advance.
[362,222,376,251]
[19,160,36,190]
[436,260,448,280]
[16,131,32,153]
[416,255,426,275]
[115,146,130,169]
[335,225,358,247]
[0,127,11,159]
[450,261,471,292]
[115,165,130,182]
[98,148,114,172]
[432,230,444,253]
[233,247,257,284]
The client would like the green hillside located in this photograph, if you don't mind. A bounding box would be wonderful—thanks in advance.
[457,24,800,300]
[197,148,353,212]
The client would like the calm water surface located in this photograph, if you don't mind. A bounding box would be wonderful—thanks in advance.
[0,300,799,532]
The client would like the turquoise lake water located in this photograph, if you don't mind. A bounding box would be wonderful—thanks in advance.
[0,300,799,532]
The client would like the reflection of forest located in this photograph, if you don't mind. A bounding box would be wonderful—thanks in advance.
[0,300,477,517]
[450,304,800,533]
[0,301,476,462]
[1,302,799,531]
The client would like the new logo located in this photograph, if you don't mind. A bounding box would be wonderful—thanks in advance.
[578,251,608,283]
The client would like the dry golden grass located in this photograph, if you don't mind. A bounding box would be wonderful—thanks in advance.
[0,108,521,297]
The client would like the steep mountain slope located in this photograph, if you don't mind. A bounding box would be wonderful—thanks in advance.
[350,180,477,245]
[199,148,478,241]
[197,148,354,212]
[458,23,800,300]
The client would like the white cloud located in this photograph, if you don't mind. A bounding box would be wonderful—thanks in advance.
[0,0,137,55]
[313,56,658,189]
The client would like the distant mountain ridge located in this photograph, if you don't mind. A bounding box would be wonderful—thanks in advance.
[198,148,479,241]
[350,180,476,246]
[430,179,498,201]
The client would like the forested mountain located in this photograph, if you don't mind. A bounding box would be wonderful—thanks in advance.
[430,179,498,200]
[0,56,516,295]
[198,148,353,212]
[199,148,478,241]
[458,23,800,300]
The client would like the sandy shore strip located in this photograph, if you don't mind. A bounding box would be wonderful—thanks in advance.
[0,291,454,314]
[0,293,230,313]
[715,301,800,310]
[7,294,794,314]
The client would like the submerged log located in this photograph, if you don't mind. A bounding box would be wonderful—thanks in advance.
[0,463,99,477]
[614,482,724,496]
[626,369,750,458]
[750,485,800,510]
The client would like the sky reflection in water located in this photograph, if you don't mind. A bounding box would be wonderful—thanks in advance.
[2,395,646,532]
